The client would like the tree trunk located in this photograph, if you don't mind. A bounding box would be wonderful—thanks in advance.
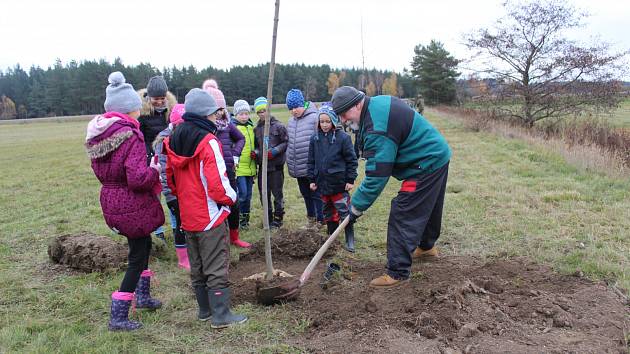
[262,0,280,281]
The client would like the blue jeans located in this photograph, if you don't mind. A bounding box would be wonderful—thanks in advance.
[236,176,254,214]
[168,207,176,228]
[154,196,176,235]
[296,177,323,221]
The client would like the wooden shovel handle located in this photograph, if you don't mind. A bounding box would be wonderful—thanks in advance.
[299,216,350,285]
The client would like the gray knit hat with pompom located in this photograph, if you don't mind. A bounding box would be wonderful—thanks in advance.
[104,72,142,113]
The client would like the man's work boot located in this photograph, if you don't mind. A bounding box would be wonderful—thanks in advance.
[369,274,409,289]
[412,246,438,261]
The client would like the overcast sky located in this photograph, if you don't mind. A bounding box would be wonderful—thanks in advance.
[1,0,628,74]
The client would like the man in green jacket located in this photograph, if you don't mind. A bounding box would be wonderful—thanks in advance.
[332,86,451,288]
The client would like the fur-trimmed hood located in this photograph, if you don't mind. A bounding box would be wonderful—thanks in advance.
[86,130,133,159]
[136,88,178,116]
[85,113,141,159]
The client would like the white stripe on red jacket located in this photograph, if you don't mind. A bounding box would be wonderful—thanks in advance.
[164,134,236,232]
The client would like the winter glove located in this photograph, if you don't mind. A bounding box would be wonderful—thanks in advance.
[268,148,278,160]
[348,205,363,225]
[233,156,240,166]
[250,150,258,160]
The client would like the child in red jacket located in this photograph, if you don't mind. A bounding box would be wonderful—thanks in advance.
[164,88,247,329]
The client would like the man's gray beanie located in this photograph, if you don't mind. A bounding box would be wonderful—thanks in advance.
[146,76,168,97]
[332,86,365,115]
[104,72,142,113]
[233,99,251,115]
[185,88,219,117]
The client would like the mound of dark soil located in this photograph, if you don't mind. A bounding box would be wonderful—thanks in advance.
[229,256,630,353]
[240,228,339,262]
[48,232,127,272]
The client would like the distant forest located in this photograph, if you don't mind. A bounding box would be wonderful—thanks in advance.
[0,59,416,118]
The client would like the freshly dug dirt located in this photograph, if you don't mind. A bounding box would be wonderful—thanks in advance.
[48,232,127,272]
[240,228,339,262]
[230,256,630,353]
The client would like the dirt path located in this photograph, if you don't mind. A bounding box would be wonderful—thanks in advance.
[230,251,629,353]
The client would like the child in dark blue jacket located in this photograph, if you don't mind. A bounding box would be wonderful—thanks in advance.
[307,105,358,251]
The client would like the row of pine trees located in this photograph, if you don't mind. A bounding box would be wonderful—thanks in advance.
[0,59,416,119]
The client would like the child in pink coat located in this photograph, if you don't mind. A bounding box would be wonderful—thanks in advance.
[85,72,164,331]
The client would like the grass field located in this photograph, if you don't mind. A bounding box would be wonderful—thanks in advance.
[462,98,630,128]
[0,107,628,352]
[608,98,630,128]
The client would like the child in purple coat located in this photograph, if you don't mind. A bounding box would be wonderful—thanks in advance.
[85,72,164,331]
[204,85,250,248]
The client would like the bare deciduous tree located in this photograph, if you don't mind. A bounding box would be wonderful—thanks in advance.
[465,0,628,127]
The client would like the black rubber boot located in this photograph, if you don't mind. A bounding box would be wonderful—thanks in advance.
[344,223,355,253]
[208,288,248,329]
[194,286,211,321]
[326,221,339,235]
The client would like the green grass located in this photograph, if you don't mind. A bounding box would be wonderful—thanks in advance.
[1,107,629,352]
[606,98,630,128]
[462,98,630,128]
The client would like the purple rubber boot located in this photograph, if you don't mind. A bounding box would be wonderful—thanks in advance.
[108,291,142,331]
[135,269,162,309]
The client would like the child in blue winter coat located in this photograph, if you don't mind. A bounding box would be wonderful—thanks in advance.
[307,104,358,251]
